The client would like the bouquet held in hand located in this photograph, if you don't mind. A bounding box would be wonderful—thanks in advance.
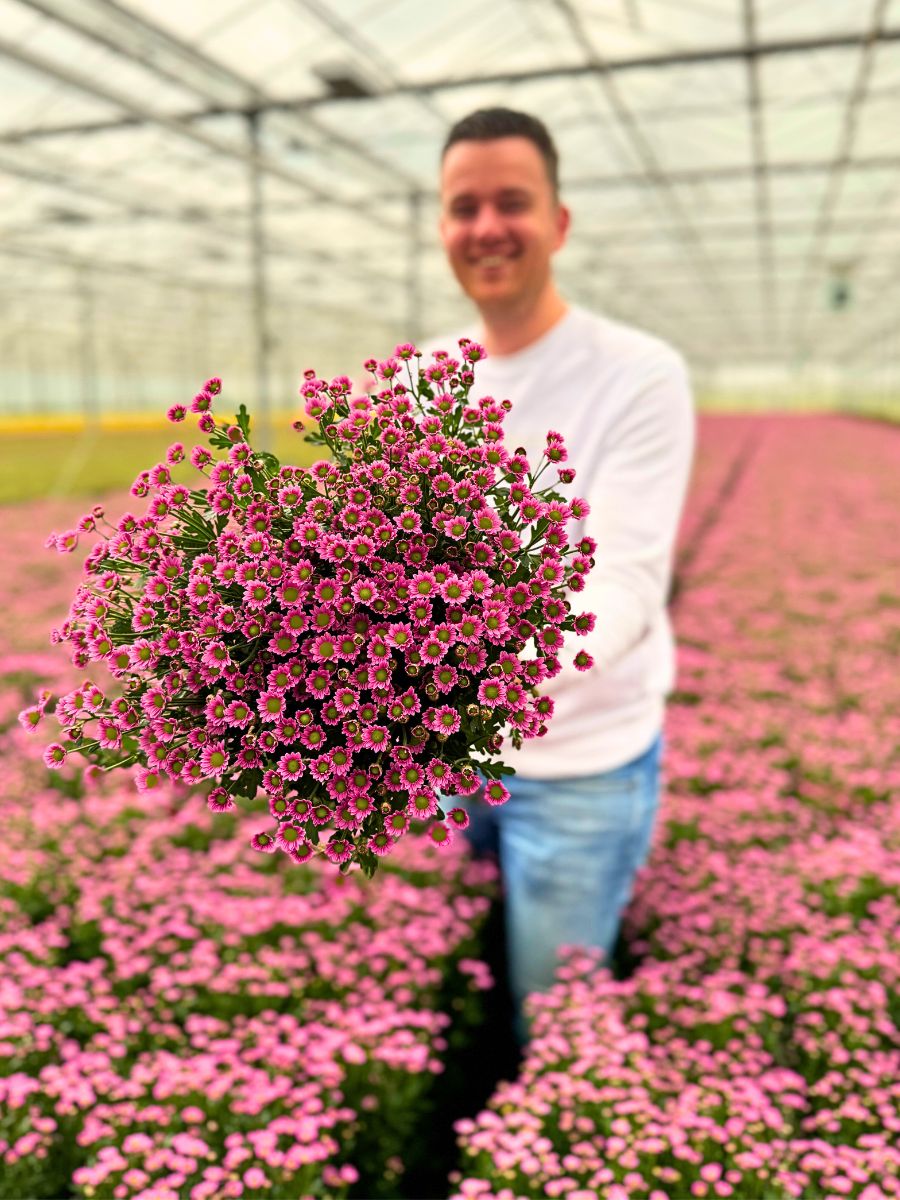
[31,341,596,875]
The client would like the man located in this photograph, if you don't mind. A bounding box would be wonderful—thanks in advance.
[432,107,695,1034]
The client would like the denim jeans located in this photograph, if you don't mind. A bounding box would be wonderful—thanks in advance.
[461,731,663,1040]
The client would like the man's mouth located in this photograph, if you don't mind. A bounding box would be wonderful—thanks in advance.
[470,252,517,268]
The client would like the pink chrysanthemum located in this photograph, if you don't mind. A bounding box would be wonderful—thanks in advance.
[18,705,44,733]
[250,831,277,854]
[407,791,439,820]
[360,724,389,751]
[477,679,504,707]
[483,781,510,807]
[199,743,228,776]
[275,823,305,852]
[97,720,121,750]
[258,691,285,722]
[43,743,67,769]
[424,706,460,735]
[429,823,453,849]
[134,766,162,793]
[207,787,236,813]
[278,752,304,781]
[368,831,394,857]
[324,837,353,864]
[288,840,315,864]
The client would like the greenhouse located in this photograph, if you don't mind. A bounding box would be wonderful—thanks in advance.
[1,3,899,1199]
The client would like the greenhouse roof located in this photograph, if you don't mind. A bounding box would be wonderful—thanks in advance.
[2,0,899,410]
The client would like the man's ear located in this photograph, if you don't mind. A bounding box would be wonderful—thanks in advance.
[554,203,571,251]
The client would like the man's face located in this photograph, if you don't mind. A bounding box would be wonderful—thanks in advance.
[439,136,570,314]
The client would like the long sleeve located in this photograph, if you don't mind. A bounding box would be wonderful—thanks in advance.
[577,352,695,672]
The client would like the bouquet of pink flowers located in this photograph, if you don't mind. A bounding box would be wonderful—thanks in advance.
[29,341,596,874]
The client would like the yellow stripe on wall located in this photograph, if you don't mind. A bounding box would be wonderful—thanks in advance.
[0,411,300,436]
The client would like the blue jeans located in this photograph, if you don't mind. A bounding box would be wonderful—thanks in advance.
[462,732,663,1040]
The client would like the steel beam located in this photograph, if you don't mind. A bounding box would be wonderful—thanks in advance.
[5,28,900,141]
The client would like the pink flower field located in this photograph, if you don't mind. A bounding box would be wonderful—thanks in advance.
[1,414,899,1199]
[452,416,900,1200]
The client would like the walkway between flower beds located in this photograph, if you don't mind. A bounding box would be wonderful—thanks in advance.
[451,415,900,1200]
[0,415,898,1199]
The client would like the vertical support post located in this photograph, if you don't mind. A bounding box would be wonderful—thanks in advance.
[197,288,212,384]
[407,189,423,343]
[26,307,44,416]
[78,268,98,428]
[247,110,271,450]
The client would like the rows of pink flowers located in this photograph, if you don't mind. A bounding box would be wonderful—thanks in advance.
[0,764,496,1195]
[2,415,897,1198]
[452,416,900,1200]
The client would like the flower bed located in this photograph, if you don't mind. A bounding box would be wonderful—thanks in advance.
[452,416,900,1200]
[0,707,496,1198]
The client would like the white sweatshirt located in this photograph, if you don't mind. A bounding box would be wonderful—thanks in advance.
[425,306,695,777]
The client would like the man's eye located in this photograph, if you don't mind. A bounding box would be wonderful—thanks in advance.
[500,199,528,212]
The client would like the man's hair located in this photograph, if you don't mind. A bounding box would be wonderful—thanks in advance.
[442,107,560,198]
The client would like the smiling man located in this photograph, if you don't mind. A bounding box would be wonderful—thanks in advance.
[440,121,569,355]
[434,107,696,1037]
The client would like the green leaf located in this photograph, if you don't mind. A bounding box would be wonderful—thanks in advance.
[236,403,252,439]
[256,451,281,473]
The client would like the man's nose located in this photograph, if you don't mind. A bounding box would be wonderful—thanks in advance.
[470,203,505,240]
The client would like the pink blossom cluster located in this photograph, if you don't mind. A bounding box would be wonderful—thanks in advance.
[452,416,900,1199]
[33,345,595,875]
